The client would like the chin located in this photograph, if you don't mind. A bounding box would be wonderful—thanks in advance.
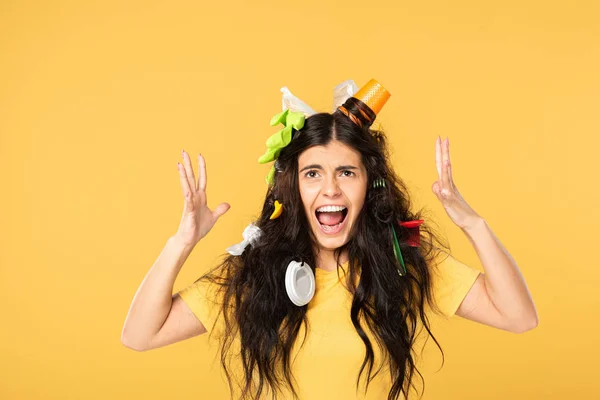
[313,235,350,251]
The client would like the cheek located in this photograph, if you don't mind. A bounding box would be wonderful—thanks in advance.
[342,183,367,209]
[300,183,319,200]
[299,184,319,211]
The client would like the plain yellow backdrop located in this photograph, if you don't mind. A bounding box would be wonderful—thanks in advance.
[1,0,598,398]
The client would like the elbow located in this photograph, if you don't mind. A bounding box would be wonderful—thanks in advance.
[121,337,150,352]
[120,329,151,352]
[511,313,539,334]
[121,339,147,352]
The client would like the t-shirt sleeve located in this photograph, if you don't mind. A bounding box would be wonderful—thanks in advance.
[430,251,481,319]
[177,275,225,336]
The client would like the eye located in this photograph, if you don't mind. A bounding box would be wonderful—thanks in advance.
[305,170,319,179]
[341,170,355,177]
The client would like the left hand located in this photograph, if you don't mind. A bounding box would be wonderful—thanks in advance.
[432,136,482,231]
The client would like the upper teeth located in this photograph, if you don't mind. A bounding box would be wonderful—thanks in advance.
[316,205,347,212]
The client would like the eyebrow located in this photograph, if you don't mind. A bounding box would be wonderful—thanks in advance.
[299,164,359,173]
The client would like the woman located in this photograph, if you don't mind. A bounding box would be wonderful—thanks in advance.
[121,79,538,400]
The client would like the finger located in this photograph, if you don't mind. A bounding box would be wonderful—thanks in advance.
[198,154,207,192]
[447,139,455,188]
[433,175,452,201]
[177,162,193,206]
[212,202,230,219]
[182,150,197,191]
[435,136,442,179]
[441,138,450,190]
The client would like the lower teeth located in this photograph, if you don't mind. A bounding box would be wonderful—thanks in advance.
[321,222,342,232]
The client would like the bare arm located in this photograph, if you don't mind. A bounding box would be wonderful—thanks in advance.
[121,150,230,351]
[432,137,538,333]
[120,235,206,351]
[456,218,538,333]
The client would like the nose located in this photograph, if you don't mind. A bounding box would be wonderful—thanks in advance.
[323,175,341,197]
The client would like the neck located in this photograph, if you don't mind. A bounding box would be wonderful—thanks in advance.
[315,247,348,272]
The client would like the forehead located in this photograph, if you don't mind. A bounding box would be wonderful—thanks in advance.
[298,140,363,167]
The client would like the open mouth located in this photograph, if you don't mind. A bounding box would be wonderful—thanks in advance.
[315,205,348,235]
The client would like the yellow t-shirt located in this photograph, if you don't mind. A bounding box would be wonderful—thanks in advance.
[177,253,481,399]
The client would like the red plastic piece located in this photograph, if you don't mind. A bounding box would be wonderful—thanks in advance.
[397,220,424,247]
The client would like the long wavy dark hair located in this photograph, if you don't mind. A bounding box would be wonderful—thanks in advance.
[196,98,453,400]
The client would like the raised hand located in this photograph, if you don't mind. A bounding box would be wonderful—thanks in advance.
[174,150,230,247]
[432,137,481,231]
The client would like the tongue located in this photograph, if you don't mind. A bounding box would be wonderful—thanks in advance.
[317,211,344,226]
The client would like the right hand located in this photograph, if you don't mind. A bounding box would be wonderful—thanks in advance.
[174,150,230,247]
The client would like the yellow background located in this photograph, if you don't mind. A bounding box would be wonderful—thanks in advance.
[1,0,597,398]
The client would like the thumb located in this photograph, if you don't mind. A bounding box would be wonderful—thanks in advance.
[432,181,441,198]
[213,202,231,220]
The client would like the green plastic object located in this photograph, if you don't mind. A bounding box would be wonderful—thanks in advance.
[373,178,386,188]
[391,225,407,276]
[258,109,305,185]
